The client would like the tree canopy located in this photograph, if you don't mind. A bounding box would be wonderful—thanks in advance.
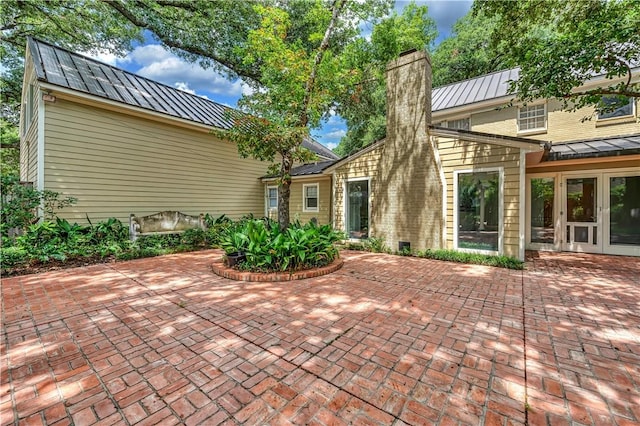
[218,0,394,229]
[475,0,640,113]
[334,2,437,156]
[430,10,506,87]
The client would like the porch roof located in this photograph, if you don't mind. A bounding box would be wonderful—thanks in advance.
[547,134,640,161]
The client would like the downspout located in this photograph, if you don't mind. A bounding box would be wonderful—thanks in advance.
[519,150,526,261]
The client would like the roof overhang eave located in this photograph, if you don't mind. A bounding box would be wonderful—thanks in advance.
[428,125,545,152]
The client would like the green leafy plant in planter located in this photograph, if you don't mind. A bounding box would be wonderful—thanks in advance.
[220,218,343,272]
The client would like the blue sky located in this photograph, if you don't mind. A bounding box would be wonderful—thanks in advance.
[89,1,472,150]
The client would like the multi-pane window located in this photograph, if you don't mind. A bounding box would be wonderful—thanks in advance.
[446,118,470,130]
[267,186,278,210]
[598,96,634,120]
[518,104,546,132]
[303,184,319,212]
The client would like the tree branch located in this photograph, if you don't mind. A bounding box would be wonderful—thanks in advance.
[299,0,348,127]
[102,0,261,81]
[604,53,633,90]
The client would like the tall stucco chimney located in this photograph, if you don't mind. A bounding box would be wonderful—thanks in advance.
[371,49,442,252]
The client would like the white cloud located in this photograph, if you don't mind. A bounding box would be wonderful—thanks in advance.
[325,129,347,139]
[325,142,338,150]
[174,81,196,95]
[122,44,245,98]
[80,49,121,66]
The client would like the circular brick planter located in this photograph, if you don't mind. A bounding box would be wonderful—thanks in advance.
[211,256,343,282]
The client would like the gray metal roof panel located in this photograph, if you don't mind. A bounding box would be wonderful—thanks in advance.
[433,68,519,112]
[547,134,640,161]
[290,160,337,176]
[302,138,340,160]
[28,37,333,158]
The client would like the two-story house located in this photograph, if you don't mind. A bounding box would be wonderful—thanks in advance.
[320,50,639,258]
[21,39,639,259]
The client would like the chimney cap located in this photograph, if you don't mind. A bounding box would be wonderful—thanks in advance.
[398,48,419,57]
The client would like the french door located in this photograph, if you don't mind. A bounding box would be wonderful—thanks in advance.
[562,176,602,253]
[527,169,640,256]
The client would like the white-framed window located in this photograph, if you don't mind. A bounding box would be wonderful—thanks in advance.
[267,185,278,211]
[446,117,470,130]
[597,96,635,120]
[517,104,546,133]
[453,168,503,255]
[303,183,319,212]
[22,84,36,136]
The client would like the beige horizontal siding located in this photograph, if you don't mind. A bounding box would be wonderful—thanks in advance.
[20,63,39,184]
[333,144,384,233]
[438,137,522,258]
[43,99,269,223]
[288,178,332,225]
[440,99,640,143]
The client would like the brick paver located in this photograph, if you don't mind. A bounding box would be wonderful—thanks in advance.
[1,249,639,425]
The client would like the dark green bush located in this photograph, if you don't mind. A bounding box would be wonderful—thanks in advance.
[415,249,524,270]
[0,175,77,237]
[220,218,344,272]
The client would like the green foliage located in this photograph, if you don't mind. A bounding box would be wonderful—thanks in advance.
[335,2,437,156]
[1,119,20,176]
[1,175,41,235]
[340,235,522,269]
[220,218,344,272]
[364,237,390,253]
[217,1,392,230]
[0,214,225,275]
[431,10,507,87]
[0,175,78,236]
[476,0,640,112]
[415,249,524,270]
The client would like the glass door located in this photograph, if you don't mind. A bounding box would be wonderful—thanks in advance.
[528,177,556,248]
[604,173,640,256]
[562,176,602,253]
[346,179,369,239]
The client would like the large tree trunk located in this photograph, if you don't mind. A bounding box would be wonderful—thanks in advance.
[278,153,293,231]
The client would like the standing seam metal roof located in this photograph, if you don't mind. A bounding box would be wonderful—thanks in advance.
[28,38,339,161]
[432,68,520,112]
[547,134,640,161]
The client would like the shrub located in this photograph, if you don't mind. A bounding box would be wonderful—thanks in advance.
[365,237,390,253]
[415,249,524,270]
[204,213,234,246]
[221,218,344,272]
[0,175,77,237]
[0,246,27,269]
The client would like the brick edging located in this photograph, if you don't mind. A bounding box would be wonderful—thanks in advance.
[211,257,344,282]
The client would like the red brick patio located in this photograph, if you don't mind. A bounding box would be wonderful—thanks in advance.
[2,250,639,425]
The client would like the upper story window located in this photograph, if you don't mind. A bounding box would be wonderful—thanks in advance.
[597,96,635,120]
[447,118,470,131]
[518,104,546,133]
[437,118,470,130]
[22,84,36,135]
[303,183,319,212]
